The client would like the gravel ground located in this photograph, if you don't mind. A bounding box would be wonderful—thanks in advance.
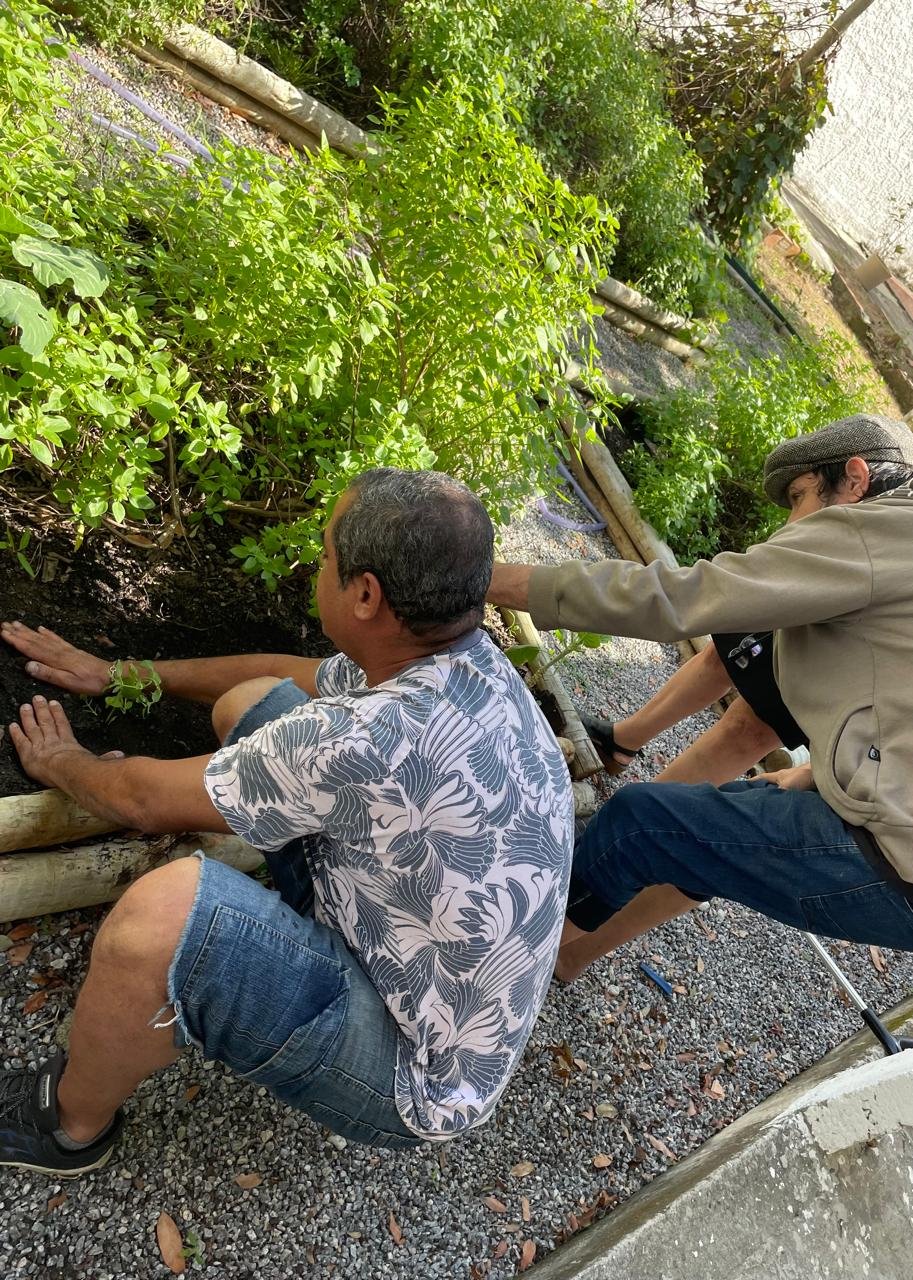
[4,487,913,1280]
[5,35,910,1280]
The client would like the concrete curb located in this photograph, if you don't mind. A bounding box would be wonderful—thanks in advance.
[531,998,913,1280]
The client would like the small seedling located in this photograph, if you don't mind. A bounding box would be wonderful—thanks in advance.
[104,659,163,716]
[505,629,610,685]
[182,1229,205,1266]
[0,526,36,578]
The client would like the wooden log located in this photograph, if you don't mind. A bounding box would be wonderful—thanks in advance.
[133,44,321,154]
[594,298,705,364]
[593,275,718,351]
[162,24,376,158]
[500,609,603,780]
[0,790,118,855]
[0,831,262,922]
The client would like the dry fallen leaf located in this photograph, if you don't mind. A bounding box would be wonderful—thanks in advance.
[510,1160,535,1178]
[696,956,705,974]
[493,1241,509,1259]
[520,1196,530,1223]
[869,945,888,974]
[9,923,36,941]
[388,1211,404,1245]
[6,942,34,967]
[518,1239,537,1272]
[646,1134,677,1161]
[46,1193,67,1213]
[483,1196,507,1214]
[234,1173,262,1189]
[155,1211,186,1275]
[23,991,49,1015]
[595,1101,618,1119]
[592,1154,612,1169]
[701,1074,725,1101]
[183,1085,201,1104]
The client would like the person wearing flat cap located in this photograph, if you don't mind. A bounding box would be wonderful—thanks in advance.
[488,413,913,981]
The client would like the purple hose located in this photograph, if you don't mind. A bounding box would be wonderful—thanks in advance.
[70,49,215,163]
[537,458,607,533]
[90,112,192,171]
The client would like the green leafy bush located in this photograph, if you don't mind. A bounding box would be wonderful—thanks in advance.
[197,0,719,315]
[2,3,613,586]
[625,335,879,561]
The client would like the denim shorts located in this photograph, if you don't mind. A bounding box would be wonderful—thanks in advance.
[568,779,913,950]
[166,679,421,1149]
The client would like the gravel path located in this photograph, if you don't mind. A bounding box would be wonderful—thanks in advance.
[4,487,913,1280]
[5,35,911,1280]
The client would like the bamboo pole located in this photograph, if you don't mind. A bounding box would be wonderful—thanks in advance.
[0,831,261,922]
[594,298,706,363]
[593,275,717,351]
[0,790,117,855]
[788,0,877,80]
[133,44,321,153]
[162,24,376,158]
[499,609,603,780]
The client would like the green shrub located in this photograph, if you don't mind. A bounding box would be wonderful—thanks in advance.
[2,3,614,587]
[625,335,879,561]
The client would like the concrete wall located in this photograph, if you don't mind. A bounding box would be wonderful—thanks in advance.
[793,0,913,272]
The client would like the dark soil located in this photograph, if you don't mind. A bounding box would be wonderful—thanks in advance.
[0,503,332,797]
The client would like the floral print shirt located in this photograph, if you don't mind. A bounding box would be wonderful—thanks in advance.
[204,631,574,1139]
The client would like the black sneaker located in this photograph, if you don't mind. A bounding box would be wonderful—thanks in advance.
[0,1049,122,1176]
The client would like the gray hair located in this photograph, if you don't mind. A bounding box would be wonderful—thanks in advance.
[333,468,494,637]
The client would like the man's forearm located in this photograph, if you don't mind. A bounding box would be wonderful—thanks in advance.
[486,562,534,612]
[135,654,324,704]
[42,749,229,834]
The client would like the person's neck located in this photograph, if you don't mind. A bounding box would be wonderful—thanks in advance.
[350,626,478,688]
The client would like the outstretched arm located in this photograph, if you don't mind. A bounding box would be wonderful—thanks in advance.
[9,695,230,834]
[486,562,534,612]
[1,621,323,703]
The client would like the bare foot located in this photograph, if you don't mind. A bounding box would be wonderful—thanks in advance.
[1,622,110,695]
[553,942,591,984]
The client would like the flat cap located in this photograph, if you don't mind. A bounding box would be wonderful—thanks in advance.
[763,413,913,507]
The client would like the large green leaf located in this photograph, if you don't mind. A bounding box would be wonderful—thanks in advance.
[11,236,109,298]
[0,206,59,239]
[0,278,54,354]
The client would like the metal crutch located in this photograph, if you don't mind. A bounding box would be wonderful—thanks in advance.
[804,932,913,1056]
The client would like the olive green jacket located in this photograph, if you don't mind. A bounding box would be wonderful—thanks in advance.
[527,489,913,882]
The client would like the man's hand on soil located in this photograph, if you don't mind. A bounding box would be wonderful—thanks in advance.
[1,621,110,696]
[9,696,92,787]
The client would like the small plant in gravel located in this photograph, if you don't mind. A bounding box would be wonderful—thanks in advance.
[506,629,611,683]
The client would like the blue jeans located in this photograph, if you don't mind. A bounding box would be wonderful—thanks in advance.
[568,780,913,949]
[166,679,421,1149]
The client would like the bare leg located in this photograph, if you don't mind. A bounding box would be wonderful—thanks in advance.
[654,695,782,785]
[56,858,200,1143]
[211,676,283,745]
[558,698,783,982]
[555,886,696,982]
[609,643,732,763]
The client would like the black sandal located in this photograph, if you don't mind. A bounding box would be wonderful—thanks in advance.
[580,714,643,777]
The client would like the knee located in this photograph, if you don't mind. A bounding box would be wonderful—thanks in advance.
[94,857,200,973]
[699,641,729,686]
[722,697,780,754]
[212,676,282,744]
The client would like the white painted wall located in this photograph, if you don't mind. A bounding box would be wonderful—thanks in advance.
[792,0,913,272]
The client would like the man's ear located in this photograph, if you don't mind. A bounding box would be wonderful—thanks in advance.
[352,571,385,621]
[844,456,871,500]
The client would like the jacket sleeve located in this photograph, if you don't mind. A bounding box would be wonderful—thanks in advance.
[526,505,874,640]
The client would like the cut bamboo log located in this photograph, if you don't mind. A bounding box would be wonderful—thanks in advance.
[594,298,705,363]
[162,24,376,157]
[133,44,320,153]
[0,831,262,922]
[593,275,717,352]
[501,609,603,780]
[0,790,118,855]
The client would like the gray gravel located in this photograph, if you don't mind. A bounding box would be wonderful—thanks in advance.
[5,488,913,1279]
[5,37,911,1280]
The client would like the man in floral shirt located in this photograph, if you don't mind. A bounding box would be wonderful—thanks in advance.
[2,468,573,1175]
